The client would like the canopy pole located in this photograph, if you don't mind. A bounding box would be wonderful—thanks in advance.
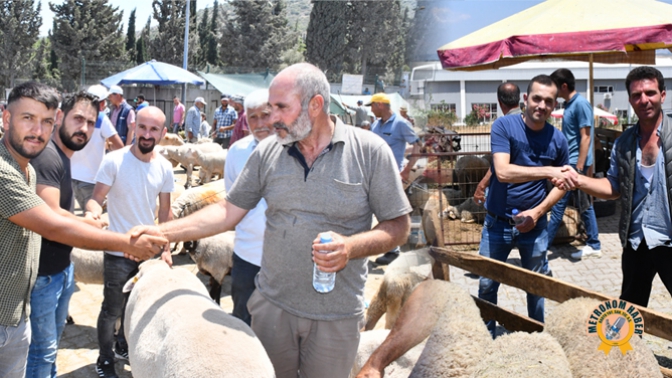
[589,54,594,108]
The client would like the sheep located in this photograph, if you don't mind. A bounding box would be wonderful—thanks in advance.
[544,297,662,378]
[442,197,485,224]
[365,248,434,330]
[470,332,572,378]
[159,133,185,147]
[196,137,213,144]
[185,232,235,303]
[170,179,226,219]
[158,145,197,188]
[350,330,426,378]
[122,260,274,378]
[194,149,227,185]
[71,247,104,285]
[453,155,490,200]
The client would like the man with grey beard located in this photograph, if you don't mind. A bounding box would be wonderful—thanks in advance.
[130,63,412,377]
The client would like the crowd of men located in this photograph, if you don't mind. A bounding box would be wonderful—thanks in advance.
[1,62,671,378]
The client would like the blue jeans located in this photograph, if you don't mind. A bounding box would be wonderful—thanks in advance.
[478,214,550,337]
[26,263,75,378]
[97,254,138,362]
[0,317,31,378]
[546,165,601,250]
[231,253,260,326]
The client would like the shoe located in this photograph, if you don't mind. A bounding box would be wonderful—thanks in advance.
[96,357,119,378]
[113,341,129,361]
[375,251,399,265]
[571,245,602,260]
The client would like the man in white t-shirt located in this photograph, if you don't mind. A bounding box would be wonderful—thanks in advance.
[85,106,174,378]
[71,85,124,209]
[223,89,274,325]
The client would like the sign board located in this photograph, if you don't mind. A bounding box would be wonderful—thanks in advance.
[341,74,363,95]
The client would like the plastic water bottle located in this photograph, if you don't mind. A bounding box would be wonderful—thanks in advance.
[511,208,524,226]
[313,233,335,293]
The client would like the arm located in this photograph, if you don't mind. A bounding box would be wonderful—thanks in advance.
[125,125,134,146]
[312,214,410,273]
[473,169,492,204]
[400,141,422,183]
[493,152,578,188]
[107,134,124,151]
[157,192,174,266]
[85,182,110,218]
[516,186,566,233]
[576,127,591,172]
[37,184,105,228]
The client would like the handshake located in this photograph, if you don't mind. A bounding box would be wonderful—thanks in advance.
[551,165,582,191]
[124,225,169,262]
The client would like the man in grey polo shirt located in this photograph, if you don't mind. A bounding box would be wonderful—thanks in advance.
[130,63,411,378]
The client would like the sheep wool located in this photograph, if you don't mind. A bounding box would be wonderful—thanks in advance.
[71,248,104,285]
[545,297,662,378]
[470,332,572,378]
[124,260,274,378]
[171,179,226,219]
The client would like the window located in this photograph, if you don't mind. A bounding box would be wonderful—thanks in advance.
[471,103,498,122]
[594,85,614,93]
[615,109,628,118]
[431,103,456,113]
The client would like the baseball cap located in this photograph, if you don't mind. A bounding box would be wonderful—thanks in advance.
[194,97,206,105]
[365,93,390,106]
[220,94,229,100]
[87,84,109,100]
[109,85,123,96]
[357,100,363,105]
[400,106,408,111]
[230,94,245,104]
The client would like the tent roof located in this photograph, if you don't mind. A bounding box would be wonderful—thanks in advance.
[197,72,275,96]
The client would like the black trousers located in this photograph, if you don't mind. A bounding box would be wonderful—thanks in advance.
[621,239,672,307]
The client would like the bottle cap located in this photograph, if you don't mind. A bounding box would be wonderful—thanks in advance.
[512,208,519,216]
[320,233,333,243]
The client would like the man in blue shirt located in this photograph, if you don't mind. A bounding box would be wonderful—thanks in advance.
[480,75,571,337]
[369,93,421,265]
[212,95,238,148]
[560,66,672,308]
[186,97,206,143]
[546,69,601,260]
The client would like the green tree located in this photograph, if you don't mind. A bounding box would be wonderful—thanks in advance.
[32,38,61,88]
[197,6,209,66]
[0,0,42,96]
[50,0,126,91]
[304,1,348,82]
[206,0,220,65]
[219,0,294,72]
[150,0,199,67]
[125,8,137,61]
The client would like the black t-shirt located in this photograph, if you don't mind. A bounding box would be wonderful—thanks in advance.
[32,139,74,276]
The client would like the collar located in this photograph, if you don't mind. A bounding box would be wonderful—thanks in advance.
[566,92,579,105]
[380,113,397,125]
[635,117,664,138]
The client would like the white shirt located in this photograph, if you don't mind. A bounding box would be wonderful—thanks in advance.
[71,112,118,183]
[224,134,267,266]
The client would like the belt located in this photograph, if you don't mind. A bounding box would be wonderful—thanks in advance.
[487,210,517,226]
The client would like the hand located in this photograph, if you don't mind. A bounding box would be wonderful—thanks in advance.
[84,212,108,229]
[124,233,167,261]
[400,169,411,186]
[312,232,350,273]
[513,209,538,233]
[473,184,486,205]
[550,165,579,191]
[218,126,226,133]
[129,224,165,239]
[160,248,173,268]
[356,365,383,378]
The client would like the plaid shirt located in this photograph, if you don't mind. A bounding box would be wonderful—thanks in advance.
[214,106,238,139]
[0,142,44,326]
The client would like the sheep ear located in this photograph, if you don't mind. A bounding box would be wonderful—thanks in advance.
[123,274,141,293]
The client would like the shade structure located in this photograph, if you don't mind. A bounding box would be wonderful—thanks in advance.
[101,60,205,87]
[551,107,618,125]
[437,0,672,71]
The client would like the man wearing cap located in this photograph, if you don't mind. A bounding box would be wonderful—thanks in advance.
[107,85,135,146]
[342,100,369,127]
[229,95,248,146]
[212,95,238,148]
[186,97,206,143]
[399,106,414,126]
[135,94,148,111]
[369,92,421,265]
[71,85,124,209]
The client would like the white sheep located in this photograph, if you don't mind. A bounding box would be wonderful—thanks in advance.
[71,247,104,285]
[196,137,213,144]
[544,297,662,378]
[194,149,227,185]
[159,133,185,147]
[186,231,235,303]
[365,248,434,330]
[158,145,197,188]
[350,330,426,378]
[170,179,226,219]
[470,332,572,378]
[442,197,485,223]
[123,260,274,378]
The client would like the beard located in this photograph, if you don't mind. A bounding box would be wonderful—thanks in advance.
[137,136,157,154]
[7,127,47,159]
[59,122,89,151]
[274,109,312,144]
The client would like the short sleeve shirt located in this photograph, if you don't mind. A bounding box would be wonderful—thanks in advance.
[371,113,419,170]
[214,106,238,139]
[563,93,594,167]
[226,117,411,321]
[0,141,44,326]
[487,113,569,217]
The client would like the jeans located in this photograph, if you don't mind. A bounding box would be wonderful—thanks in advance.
[97,254,138,361]
[172,123,181,134]
[72,179,95,211]
[546,165,601,250]
[26,263,75,378]
[478,214,550,336]
[0,317,30,378]
[231,253,260,326]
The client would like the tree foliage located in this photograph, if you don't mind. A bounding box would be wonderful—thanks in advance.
[125,8,136,60]
[219,0,295,72]
[0,0,42,94]
[304,1,347,82]
[150,0,199,68]
[50,0,126,91]
[206,0,220,65]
